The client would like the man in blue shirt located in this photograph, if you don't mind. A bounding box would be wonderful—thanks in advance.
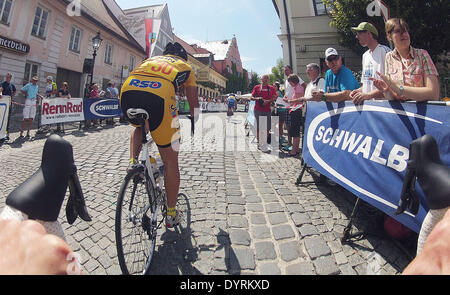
[311,48,360,102]
[20,76,43,138]
[0,73,17,141]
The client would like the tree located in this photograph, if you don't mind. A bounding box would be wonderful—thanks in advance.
[248,72,260,92]
[269,58,285,84]
[323,0,450,69]
[225,62,248,94]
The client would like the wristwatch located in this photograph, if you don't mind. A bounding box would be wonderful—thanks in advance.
[399,85,404,96]
[322,93,327,102]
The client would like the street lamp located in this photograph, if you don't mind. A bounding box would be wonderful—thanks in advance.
[89,32,103,85]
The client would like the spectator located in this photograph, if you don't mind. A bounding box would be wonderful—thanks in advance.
[251,74,277,151]
[105,82,117,125]
[303,63,325,99]
[83,83,91,99]
[58,82,71,99]
[89,84,101,99]
[55,82,71,133]
[283,65,306,152]
[274,81,288,148]
[20,76,43,138]
[105,82,114,99]
[0,72,17,141]
[283,74,305,157]
[89,84,102,126]
[311,48,360,102]
[45,76,57,98]
[370,18,440,102]
[39,76,58,133]
[349,22,391,104]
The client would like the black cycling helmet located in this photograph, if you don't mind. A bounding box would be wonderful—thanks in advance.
[163,42,188,61]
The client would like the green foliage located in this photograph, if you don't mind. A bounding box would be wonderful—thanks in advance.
[269,58,285,84]
[323,0,450,72]
[225,62,248,94]
[248,72,260,92]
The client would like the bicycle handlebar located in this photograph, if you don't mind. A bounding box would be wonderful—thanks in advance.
[4,135,91,224]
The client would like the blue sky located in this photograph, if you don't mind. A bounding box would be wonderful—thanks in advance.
[115,0,282,76]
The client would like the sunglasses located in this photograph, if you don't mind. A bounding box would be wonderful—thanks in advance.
[327,56,339,62]
[391,28,408,35]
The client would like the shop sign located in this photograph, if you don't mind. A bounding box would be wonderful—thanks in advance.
[0,35,30,54]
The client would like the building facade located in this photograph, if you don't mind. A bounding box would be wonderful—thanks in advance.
[0,0,146,99]
[196,36,244,77]
[117,3,174,58]
[273,0,360,79]
[174,35,227,99]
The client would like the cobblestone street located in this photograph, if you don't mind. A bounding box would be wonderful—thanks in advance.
[0,113,417,275]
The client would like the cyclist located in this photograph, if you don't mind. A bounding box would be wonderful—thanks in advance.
[120,42,199,228]
[227,93,237,115]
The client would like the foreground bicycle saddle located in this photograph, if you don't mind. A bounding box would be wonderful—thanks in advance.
[396,134,450,215]
[6,134,91,224]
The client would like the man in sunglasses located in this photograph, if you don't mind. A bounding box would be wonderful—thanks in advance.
[311,48,359,102]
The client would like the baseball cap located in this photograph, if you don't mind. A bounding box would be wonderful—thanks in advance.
[325,48,339,59]
[351,22,379,37]
[47,76,53,81]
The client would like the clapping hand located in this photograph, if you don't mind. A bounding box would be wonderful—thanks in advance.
[310,91,323,102]
[349,89,368,105]
[370,72,407,101]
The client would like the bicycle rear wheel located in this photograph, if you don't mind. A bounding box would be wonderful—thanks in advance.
[115,166,158,275]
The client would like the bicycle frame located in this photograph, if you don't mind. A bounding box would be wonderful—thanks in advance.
[139,123,157,191]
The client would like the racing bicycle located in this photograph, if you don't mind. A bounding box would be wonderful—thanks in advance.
[115,108,193,275]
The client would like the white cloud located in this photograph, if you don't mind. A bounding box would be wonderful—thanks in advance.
[240,55,258,69]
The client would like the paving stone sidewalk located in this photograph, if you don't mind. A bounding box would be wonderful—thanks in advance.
[0,113,416,275]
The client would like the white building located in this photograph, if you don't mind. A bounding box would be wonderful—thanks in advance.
[110,3,174,59]
[273,0,360,78]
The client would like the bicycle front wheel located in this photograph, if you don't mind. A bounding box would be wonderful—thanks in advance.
[115,166,158,275]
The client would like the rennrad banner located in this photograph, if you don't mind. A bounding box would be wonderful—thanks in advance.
[302,101,450,233]
[83,98,122,120]
[41,98,84,125]
[0,96,11,139]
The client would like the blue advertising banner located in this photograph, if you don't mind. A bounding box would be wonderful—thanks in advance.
[302,101,450,233]
[83,98,122,120]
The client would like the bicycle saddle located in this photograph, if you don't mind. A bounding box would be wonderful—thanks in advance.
[396,134,450,215]
[127,108,149,124]
[5,134,91,224]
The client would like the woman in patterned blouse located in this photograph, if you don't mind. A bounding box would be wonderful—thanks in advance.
[370,18,440,101]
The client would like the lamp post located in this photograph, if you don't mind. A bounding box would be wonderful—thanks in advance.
[89,32,103,85]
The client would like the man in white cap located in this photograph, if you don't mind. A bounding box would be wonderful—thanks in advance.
[349,22,391,104]
[311,48,360,102]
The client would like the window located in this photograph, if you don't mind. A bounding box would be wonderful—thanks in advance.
[130,55,135,71]
[23,62,39,84]
[104,43,113,65]
[313,0,330,16]
[0,0,12,24]
[31,6,49,39]
[69,26,82,53]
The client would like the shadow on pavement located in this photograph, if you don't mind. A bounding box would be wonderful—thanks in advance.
[295,163,417,273]
[148,193,241,275]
